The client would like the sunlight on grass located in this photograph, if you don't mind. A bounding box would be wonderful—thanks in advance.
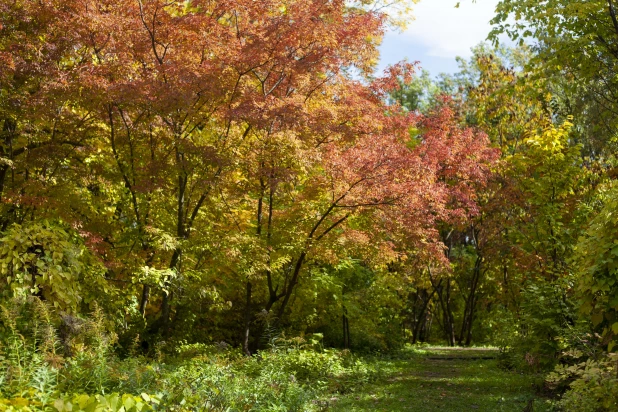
[328,346,551,412]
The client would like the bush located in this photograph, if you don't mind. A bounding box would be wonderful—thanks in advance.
[151,336,376,411]
[547,352,618,411]
[496,280,576,372]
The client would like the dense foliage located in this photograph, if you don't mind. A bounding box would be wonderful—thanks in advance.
[3,0,618,410]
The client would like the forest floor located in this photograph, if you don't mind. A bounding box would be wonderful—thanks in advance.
[328,347,551,412]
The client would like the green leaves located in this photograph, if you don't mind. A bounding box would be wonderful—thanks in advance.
[137,267,176,292]
[53,393,159,412]
[491,0,618,156]
[574,183,618,343]
[0,221,103,312]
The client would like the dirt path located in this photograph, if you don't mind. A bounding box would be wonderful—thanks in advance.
[329,347,549,412]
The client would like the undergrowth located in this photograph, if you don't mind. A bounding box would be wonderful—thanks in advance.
[0,297,377,411]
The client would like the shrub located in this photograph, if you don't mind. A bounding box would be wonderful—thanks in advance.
[0,297,375,411]
[547,352,618,411]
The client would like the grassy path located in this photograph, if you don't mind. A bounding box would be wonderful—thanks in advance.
[329,347,550,412]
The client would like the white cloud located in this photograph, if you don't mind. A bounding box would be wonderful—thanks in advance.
[403,0,500,59]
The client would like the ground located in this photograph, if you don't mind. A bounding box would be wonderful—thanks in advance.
[329,347,551,412]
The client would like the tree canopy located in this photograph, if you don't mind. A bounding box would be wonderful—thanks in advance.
[2,0,618,410]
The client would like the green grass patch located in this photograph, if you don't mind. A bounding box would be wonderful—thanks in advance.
[328,346,551,412]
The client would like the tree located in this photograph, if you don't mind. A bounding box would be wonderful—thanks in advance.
[490,0,618,157]
[0,0,500,354]
[575,183,618,349]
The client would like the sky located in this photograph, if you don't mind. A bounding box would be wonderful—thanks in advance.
[378,0,503,76]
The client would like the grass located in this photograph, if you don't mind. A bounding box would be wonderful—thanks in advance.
[327,346,552,412]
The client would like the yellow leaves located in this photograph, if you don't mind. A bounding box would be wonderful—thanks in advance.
[522,119,574,157]
[144,227,179,252]
[53,393,159,412]
[138,267,176,290]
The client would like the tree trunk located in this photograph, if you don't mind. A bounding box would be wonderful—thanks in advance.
[139,285,150,317]
[346,315,350,348]
[445,280,456,346]
[342,307,351,349]
[413,288,436,344]
[139,247,155,317]
[158,248,181,335]
[243,281,252,356]
[435,279,456,347]
[458,255,482,346]
[425,311,433,341]
[275,252,306,321]
[159,290,173,334]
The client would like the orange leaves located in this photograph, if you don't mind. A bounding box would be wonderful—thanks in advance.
[308,84,498,267]
[372,61,419,96]
[415,104,500,219]
[1,0,498,322]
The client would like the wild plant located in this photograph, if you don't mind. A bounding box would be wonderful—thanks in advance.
[0,297,60,404]
[60,303,118,394]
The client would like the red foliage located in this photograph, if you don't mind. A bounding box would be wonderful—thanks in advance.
[1,0,499,319]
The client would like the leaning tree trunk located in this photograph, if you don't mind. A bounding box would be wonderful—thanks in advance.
[413,287,437,344]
